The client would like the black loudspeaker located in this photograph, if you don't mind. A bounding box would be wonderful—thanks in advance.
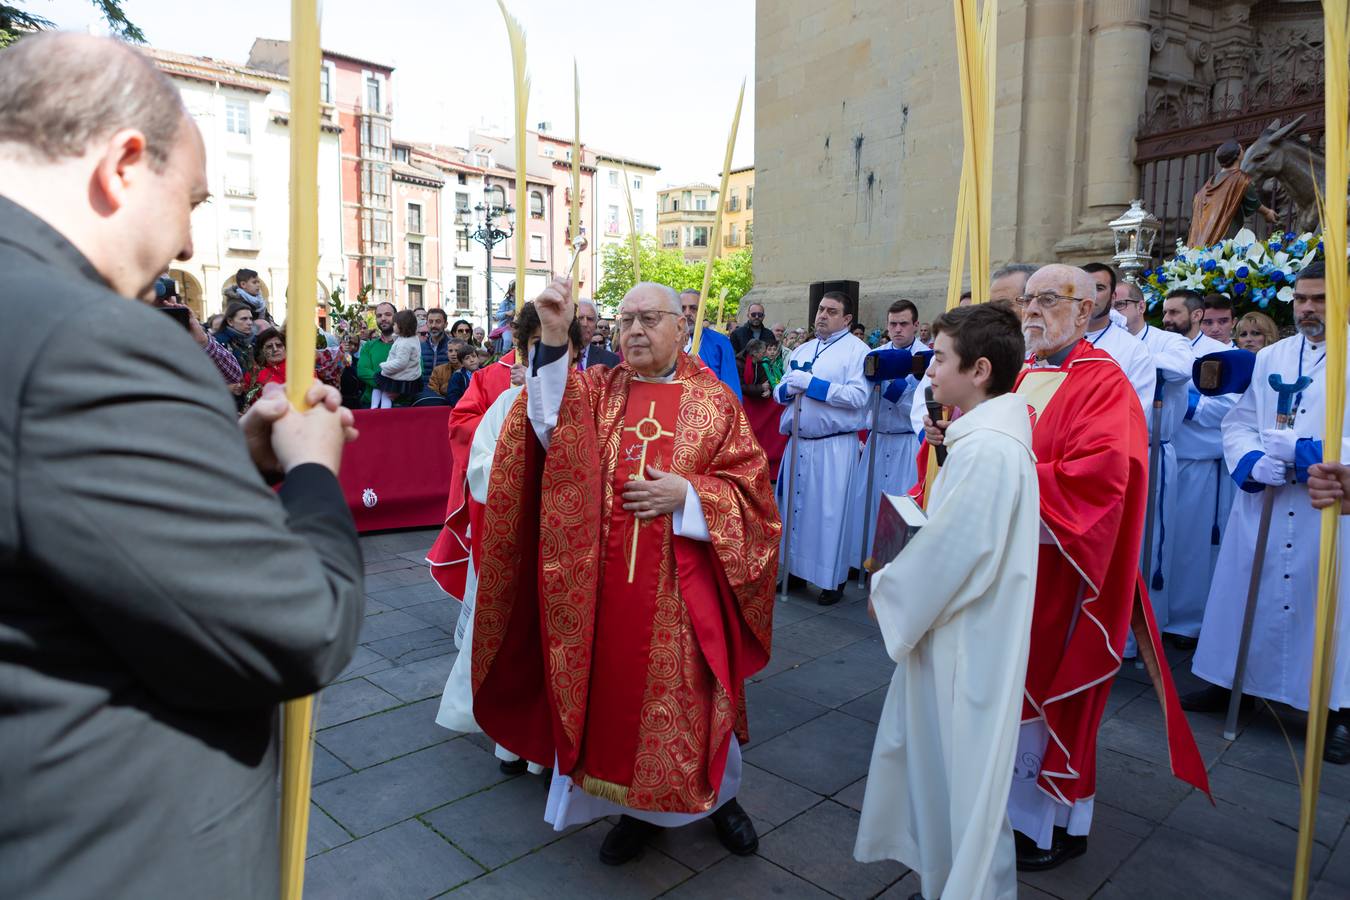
[807,280,860,329]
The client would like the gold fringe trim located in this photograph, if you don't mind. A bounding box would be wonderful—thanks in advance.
[581,774,629,805]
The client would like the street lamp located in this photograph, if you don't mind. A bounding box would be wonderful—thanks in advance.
[465,199,515,329]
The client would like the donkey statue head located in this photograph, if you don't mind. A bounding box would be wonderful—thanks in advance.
[1241,115,1327,234]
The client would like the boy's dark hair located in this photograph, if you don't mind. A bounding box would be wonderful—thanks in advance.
[1081,262,1117,294]
[393,308,418,338]
[513,301,583,354]
[1202,292,1234,312]
[1297,260,1326,284]
[887,299,919,321]
[931,303,1025,396]
[234,268,259,283]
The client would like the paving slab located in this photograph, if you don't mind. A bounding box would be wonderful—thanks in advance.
[761,645,891,709]
[305,819,483,900]
[661,853,834,898]
[743,681,830,749]
[363,556,421,575]
[1092,747,1195,824]
[749,647,811,683]
[306,804,353,858]
[366,652,458,703]
[311,742,353,785]
[744,711,877,796]
[770,616,878,658]
[443,822,693,899]
[1321,823,1350,887]
[335,644,396,682]
[362,566,434,592]
[1093,825,1292,900]
[838,685,887,725]
[736,763,823,828]
[314,739,506,837]
[365,625,457,665]
[1017,813,1146,899]
[368,580,452,610]
[833,776,867,812]
[757,799,905,899]
[317,697,452,770]
[422,774,573,870]
[316,678,402,730]
[402,598,462,630]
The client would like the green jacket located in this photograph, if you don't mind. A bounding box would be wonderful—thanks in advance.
[355,339,394,407]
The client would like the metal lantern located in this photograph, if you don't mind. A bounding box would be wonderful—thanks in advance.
[1109,200,1162,283]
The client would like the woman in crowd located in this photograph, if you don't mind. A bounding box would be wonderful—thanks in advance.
[1235,311,1279,352]
[450,318,474,345]
[213,301,257,409]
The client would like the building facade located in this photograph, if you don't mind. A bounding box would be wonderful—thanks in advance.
[149,47,345,323]
[392,141,444,310]
[720,165,755,258]
[752,0,1327,326]
[593,153,661,267]
[657,183,721,262]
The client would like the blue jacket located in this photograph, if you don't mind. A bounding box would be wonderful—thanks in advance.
[420,333,453,386]
[694,328,742,401]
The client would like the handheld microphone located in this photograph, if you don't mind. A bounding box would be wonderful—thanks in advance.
[924,386,948,466]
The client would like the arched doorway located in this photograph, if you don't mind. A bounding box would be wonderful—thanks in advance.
[168,269,205,319]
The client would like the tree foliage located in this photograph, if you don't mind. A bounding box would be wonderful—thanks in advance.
[2,2,145,47]
[595,236,753,324]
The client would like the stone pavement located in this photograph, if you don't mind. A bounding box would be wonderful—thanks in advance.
[302,528,1350,899]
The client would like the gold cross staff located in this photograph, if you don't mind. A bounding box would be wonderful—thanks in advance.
[623,401,674,582]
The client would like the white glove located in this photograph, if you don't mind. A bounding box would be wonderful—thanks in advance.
[783,369,813,396]
[1249,453,1287,487]
[1260,428,1298,463]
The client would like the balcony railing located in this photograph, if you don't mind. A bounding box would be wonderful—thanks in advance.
[726,199,740,211]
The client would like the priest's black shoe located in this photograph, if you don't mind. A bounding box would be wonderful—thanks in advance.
[1169,634,1198,651]
[1015,828,1086,871]
[1325,713,1350,765]
[709,799,758,855]
[818,586,845,606]
[599,815,659,865]
[499,758,527,775]
[1179,683,1252,713]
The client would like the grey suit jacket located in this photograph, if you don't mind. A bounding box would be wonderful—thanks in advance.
[0,197,365,899]
[579,344,620,370]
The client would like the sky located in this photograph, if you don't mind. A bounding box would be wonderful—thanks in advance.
[42,0,756,186]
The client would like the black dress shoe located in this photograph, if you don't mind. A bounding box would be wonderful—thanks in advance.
[1015,827,1087,871]
[818,586,845,606]
[1325,714,1350,765]
[1179,683,1252,713]
[499,758,527,775]
[1169,634,1199,651]
[709,799,758,855]
[599,815,660,865]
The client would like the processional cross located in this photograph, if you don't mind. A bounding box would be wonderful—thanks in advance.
[623,400,675,582]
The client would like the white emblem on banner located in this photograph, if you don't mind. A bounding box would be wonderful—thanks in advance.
[362,488,378,508]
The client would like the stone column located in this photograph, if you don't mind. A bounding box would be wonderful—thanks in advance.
[1057,0,1152,258]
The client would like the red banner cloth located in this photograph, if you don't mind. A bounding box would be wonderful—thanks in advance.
[338,407,453,533]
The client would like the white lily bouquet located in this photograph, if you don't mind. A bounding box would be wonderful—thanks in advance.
[1140,228,1325,312]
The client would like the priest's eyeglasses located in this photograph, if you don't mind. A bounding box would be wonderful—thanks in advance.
[617,310,682,331]
[1014,292,1080,310]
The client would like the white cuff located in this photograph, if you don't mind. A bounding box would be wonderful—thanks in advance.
[526,351,570,450]
[671,483,711,541]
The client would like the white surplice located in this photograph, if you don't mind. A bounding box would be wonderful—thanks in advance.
[1192,334,1350,709]
[1133,324,1194,630]
[774,329,871,588]
[1165,332,1239,637]
[842,339,930,569]
[854,393,1040,900]
[1086,319,1156,418]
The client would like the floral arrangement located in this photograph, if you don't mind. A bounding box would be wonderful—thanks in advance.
[1140,228,1324,314]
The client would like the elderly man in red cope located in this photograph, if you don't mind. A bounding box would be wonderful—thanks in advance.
[1000,265,1210,870]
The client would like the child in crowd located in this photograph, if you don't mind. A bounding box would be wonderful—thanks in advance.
[444,346,479,407]
[855,303,1039,900]
[373,309,423,408]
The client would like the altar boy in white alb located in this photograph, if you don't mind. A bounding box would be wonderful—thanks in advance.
[776,291,871,605]
[1187,262,1350,763]
[855,304,1040,900]
[843,299,930,568]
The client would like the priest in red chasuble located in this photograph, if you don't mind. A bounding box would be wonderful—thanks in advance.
[472,277,780,865]
[1005,265,1210,871]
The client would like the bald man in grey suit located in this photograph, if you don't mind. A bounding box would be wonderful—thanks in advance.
[0,35,364,899]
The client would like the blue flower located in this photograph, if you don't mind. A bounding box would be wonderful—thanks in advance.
[1292,241,1308,256]
[1158,273,1168,284]
[1203,259,1218,272]
[1269,242,1282,253]
[1258,294,1270,308]
[1236,266,1249,279]
[1271,270,1286,283]
[1234,282,1247,295]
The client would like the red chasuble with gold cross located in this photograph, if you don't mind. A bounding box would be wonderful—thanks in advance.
[472,353,779,814]
[1014,340,1210,805]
